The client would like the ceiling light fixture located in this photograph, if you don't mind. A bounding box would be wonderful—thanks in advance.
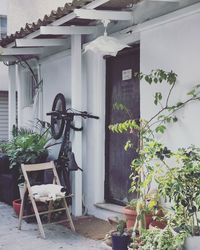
[84,19,130,56]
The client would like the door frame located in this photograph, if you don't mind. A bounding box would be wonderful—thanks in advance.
[104,44,140,205]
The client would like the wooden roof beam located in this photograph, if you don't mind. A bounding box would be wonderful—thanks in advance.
[74,9,133,21]
[40,26,97,35]
[0,48,43,56]
[15,38,68,47]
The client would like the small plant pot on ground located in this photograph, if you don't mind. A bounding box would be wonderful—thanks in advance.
[13,199,21,216]
[184,236,200,250]
[112,233,130,250]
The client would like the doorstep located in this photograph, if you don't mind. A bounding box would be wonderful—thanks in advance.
[95,203,124,214]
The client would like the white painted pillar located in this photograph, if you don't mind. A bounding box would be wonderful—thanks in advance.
[71,34,82,216]
[92,54,106,204]
[16,64,22,127]
[8,65,17,139]
[37,63,43,121]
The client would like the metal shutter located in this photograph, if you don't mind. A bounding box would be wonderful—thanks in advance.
[0,91,8,141]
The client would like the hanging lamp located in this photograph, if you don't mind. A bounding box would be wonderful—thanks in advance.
[84,20,130,56]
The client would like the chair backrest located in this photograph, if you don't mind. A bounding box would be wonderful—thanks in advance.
[21,161,55,172]
[21,161,61,186]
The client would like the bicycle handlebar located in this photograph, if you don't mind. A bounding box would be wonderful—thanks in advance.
[47,110,99,120]
[46,111,60,116]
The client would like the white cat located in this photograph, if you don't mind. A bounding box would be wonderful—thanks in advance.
[31,184,66,201]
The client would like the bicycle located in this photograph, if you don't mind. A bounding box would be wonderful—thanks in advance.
[47,93,99,199]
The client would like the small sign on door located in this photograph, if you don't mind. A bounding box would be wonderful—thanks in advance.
[122,69,132,81]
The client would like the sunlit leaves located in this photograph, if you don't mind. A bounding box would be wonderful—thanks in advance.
[124,140,133,151]
[109,119,140,133]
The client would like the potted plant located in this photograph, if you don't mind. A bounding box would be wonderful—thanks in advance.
[123,192,164,230]
[123,199,137,229]
[109,69,200,236]
[111,219,130,250]
[4,127,49,183]
[132,225,187,250]
[156,146,200,250]
[3,126,50,210]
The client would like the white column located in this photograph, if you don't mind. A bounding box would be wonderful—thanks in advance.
[91,54,105,204]
[37,63,43,121]
[8,65,17,139]
[71,35,82,216]
[16,64,22,127]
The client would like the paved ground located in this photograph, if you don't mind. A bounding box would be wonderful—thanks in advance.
[0,202,110,250]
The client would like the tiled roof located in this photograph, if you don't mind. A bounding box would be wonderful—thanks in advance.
[0,0,140,47]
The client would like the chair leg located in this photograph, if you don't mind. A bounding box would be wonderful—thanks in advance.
[29,196,46,239]
[18,184,27,230]
[63,198,75,232]
[48,200,53,223]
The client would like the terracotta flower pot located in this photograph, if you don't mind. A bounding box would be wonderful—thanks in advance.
[123,207,137,229]
[145,213,153,228]
[123,207,155,229]
[149,220,167,230]
[13,199,21,216]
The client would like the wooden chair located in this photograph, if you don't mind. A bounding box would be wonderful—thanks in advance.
[18,161,75,238]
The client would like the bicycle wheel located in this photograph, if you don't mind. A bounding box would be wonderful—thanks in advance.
[51,93,66,140]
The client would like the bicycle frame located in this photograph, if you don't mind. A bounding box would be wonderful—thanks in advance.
[47,93,99,199]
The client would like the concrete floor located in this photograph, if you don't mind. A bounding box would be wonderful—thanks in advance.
[0,202,110,250]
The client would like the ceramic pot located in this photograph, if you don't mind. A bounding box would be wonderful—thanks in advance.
[13,199,21,216]
[123,207,137,229]
[123,207,154,229]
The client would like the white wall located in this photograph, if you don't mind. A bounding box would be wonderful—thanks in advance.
[40,53,71,159]
[8,0,66,34]
[0,0,8,16]
[140,12,200,149]
[42,53,71,123]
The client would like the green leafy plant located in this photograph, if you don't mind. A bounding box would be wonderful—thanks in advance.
[109,69,200,233]
[126,199,137,210]
[116,219,127,236]
[3,127,50,180]
[133,226,187,250]
[157,145,200,236]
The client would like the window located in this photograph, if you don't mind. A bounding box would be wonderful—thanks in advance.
[0,16,7,39]
[24,70,38,107]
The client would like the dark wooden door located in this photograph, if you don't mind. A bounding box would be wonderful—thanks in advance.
[105,45,140,205]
